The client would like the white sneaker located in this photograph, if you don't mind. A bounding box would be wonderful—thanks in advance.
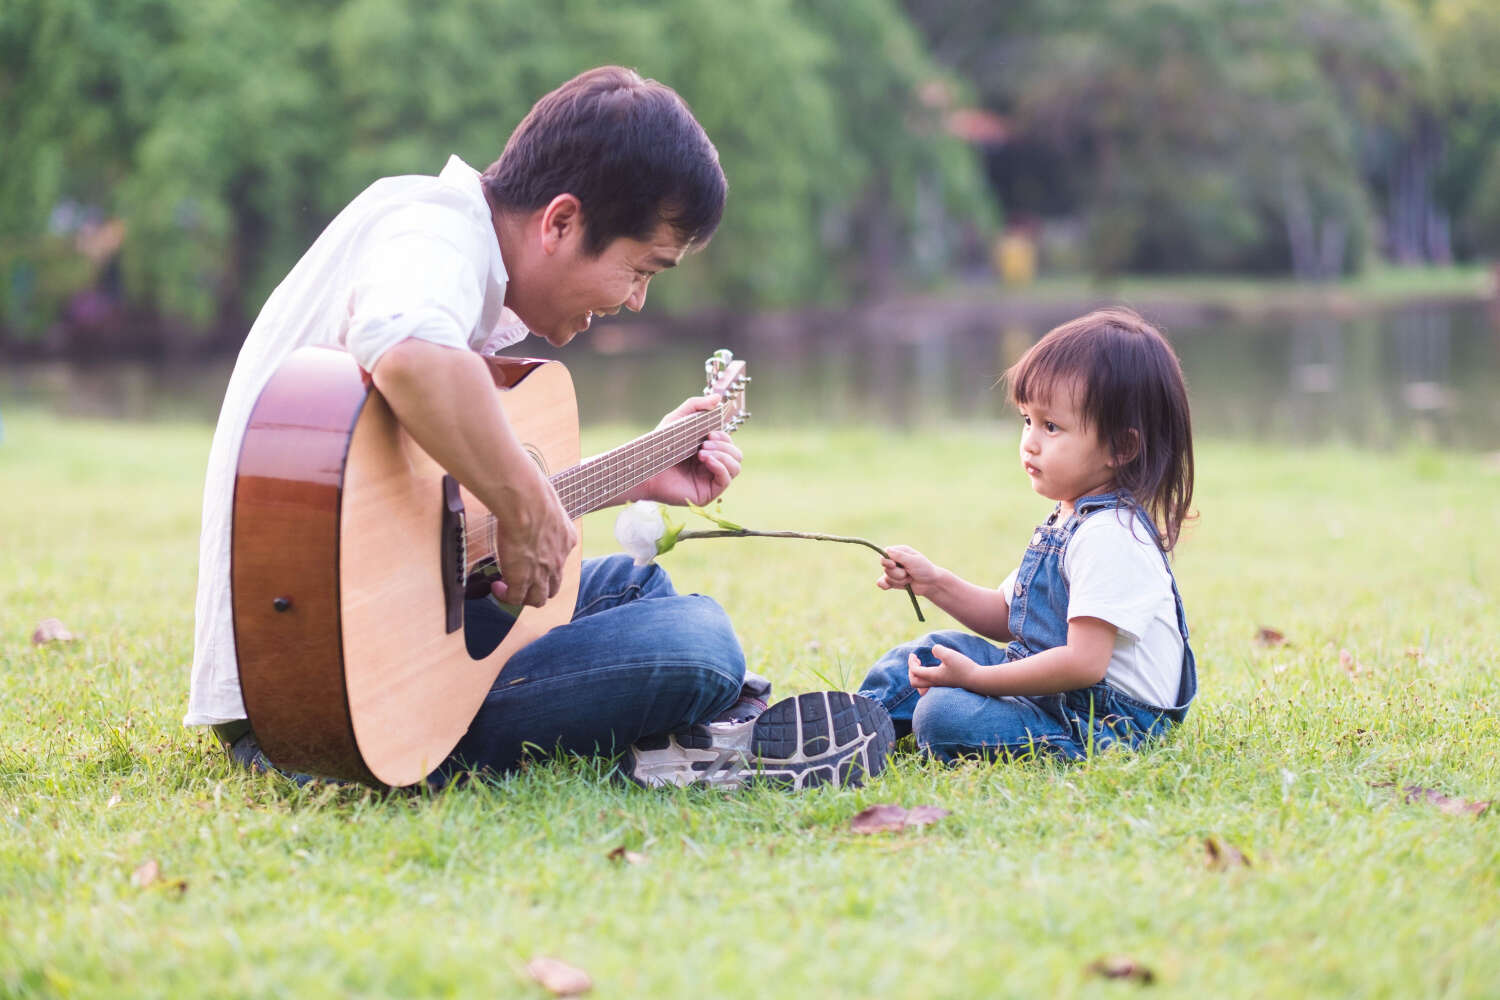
[623,692,894,791]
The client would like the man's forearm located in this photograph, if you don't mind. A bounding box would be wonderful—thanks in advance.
[369,338,545,515]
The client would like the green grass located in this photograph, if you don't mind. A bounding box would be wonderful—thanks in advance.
[2,410,1498,999]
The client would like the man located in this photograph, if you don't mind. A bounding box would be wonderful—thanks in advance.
[187,66,893,790]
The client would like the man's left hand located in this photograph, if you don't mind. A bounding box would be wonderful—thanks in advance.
[637,394,743,506]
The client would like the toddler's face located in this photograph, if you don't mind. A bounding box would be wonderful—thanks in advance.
[1016,381,1116,510]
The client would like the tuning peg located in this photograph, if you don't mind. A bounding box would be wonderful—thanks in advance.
[704,348,736,384]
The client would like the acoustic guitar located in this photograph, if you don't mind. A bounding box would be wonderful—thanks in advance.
[230,347,749,787]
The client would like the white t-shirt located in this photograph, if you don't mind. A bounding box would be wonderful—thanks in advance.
[1002,508,1185,708]
[185,156,530,726]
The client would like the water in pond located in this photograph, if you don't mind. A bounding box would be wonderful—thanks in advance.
[4,300,1498,449]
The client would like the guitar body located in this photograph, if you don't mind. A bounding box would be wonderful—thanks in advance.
[231,346,581,787]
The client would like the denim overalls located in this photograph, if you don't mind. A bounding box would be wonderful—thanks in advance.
[858,492,1197,761]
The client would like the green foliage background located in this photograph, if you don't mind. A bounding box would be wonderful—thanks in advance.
[7,0,1500,343]
[0,0,991,339]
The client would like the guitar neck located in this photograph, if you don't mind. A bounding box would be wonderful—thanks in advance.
[552,406,725,518]
[469,404,726,562]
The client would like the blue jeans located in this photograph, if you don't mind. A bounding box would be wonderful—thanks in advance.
[436,554,745,779]
[859,630,1181,763]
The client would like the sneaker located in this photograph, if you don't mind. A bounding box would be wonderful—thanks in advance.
[623,691,894,791]
[213,723,322,787]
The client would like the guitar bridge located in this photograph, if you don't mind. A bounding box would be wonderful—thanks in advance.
[441,475,466,634]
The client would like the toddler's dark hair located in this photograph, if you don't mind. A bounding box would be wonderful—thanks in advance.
[1003,307,1194,550]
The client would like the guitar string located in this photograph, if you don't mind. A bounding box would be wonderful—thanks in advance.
[460,404,734,558]
[458,386,742,547]
[460,413,720,557]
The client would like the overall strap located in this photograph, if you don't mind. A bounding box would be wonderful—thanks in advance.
[1070,492,1197,713]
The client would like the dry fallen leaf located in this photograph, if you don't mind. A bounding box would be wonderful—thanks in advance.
[1400,785,1490,817]
[1088,956,1156,984]
[527,956,592,997]
[1372,782,1491,817]
[131,859,160,888]
[902,805,951,828]
[850,804,910,834]
[850,804,951,834]
[106,794,122,809]
[31,618,77,645]
[1254,626,1286,648]
[606,845,645,865]
[1203,836,1252,870]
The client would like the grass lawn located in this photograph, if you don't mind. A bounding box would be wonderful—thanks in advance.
[2,409,1497,998]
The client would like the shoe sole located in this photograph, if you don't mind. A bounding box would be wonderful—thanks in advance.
[744,692,895,790]
[621,692,895,791]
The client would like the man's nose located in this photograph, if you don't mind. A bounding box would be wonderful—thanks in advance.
[626,280,649,312]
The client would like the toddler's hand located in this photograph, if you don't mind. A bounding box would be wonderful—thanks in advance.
[907,643,978,694]
[877,544,946,597]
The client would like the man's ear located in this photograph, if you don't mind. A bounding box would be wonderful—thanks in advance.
[538,193,584,255]
[1111,428,1141,467]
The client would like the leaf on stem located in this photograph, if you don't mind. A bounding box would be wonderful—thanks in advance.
[685,498,743,531]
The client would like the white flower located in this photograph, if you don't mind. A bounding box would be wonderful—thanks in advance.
[614,501,672,565]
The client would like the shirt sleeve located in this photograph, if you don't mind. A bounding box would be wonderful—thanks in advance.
[342,204,489,372]
[1063,512,1171,641]
[1000,567,1019,604]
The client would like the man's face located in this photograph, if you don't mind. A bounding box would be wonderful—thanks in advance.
[529,221,689,347]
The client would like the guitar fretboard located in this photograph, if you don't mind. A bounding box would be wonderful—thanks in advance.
[552,407,724,518]
[464,403,728,563]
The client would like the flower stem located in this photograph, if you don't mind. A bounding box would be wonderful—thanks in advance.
[675,529,925,622]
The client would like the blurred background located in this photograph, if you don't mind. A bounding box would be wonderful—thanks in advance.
[3,0,1499,448]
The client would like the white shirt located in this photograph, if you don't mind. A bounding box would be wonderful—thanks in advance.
[185,156,529,725]
[1002,508,1185,708]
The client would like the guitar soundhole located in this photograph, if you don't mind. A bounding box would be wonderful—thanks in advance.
[463,591,519,660]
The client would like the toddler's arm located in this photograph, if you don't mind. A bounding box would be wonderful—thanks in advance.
[878,544,1013,642]
[910,616,1115,697]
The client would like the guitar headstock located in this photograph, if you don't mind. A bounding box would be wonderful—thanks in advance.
[705,349,750,432]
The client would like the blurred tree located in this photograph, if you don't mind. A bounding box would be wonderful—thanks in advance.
[0,0,990,346]
[903,0,1441,279]
[1420,0,1500,257]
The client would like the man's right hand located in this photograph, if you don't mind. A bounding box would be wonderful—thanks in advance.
[488,469,577,607]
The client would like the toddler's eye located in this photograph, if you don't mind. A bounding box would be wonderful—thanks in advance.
[1045,421,1058,432]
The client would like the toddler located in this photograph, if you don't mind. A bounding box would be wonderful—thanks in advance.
[859,307,1197,761]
